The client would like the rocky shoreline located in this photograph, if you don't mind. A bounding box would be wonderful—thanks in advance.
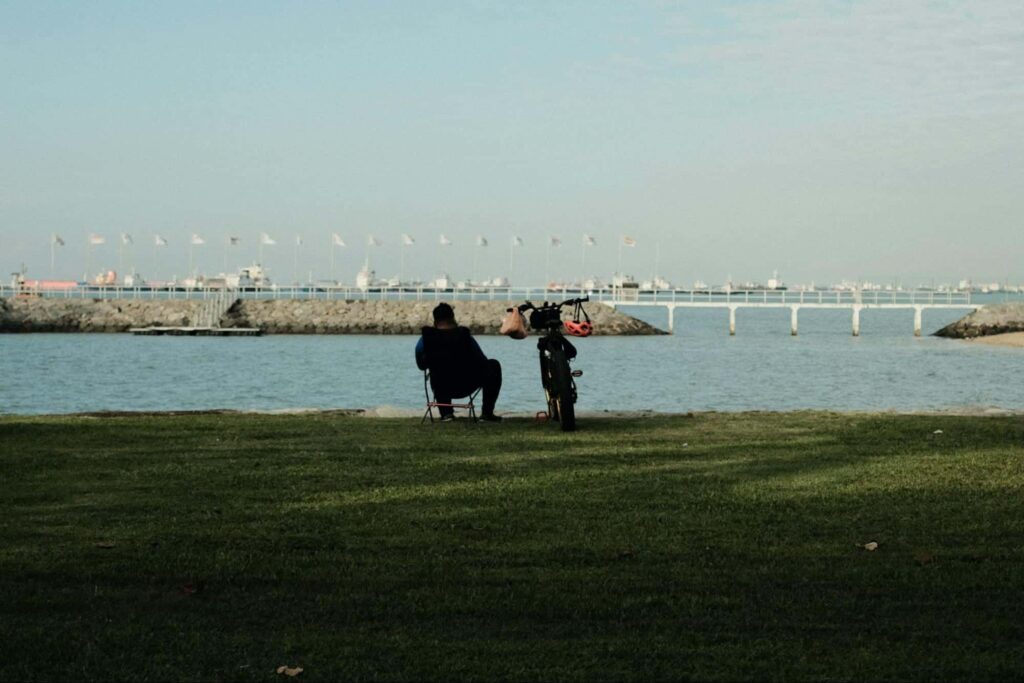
[934,302,1024,339]
[0,297,666,335]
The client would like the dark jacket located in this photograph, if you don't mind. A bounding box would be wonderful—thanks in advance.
[415,326,488,396]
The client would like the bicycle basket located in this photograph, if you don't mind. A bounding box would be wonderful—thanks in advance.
[529,307,563,330]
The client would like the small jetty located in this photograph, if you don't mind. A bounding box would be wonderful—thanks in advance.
[130,327,262,336]
[130,292,260,336]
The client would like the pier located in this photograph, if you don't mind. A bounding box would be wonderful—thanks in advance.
[604,289,976,336]
[130,327,262,336]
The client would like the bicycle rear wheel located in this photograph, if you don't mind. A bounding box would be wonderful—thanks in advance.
[539,352,559,421]
[549,348,576,432]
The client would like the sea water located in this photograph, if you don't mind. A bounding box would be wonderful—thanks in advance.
[2,304,1023,415]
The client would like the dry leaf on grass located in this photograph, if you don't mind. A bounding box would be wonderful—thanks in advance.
[95,541,116,549]
[933,429,943,434]
[277,665,304,677]
[914,550,935,566]
[863,541,879,551]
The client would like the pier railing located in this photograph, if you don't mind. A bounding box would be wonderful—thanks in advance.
[0,284,974,306]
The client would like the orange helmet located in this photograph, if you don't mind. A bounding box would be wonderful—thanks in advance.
[564,320,593,337]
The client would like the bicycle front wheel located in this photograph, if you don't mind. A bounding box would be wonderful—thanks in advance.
[549,348,576,432]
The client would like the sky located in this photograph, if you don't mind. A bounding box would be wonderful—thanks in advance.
[1,0,1022,287]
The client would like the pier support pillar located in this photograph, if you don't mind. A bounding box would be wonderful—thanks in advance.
[852,305,861,337]
[667,305,675,334]
[790,306,799,336]
[729,306,737,336]
[914,306,922,337]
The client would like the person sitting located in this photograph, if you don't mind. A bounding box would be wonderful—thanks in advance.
[415,302,502,422]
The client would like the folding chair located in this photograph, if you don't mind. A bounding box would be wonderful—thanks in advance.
[422,370,480,423]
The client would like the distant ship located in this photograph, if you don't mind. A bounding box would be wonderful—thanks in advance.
[356,264,376,289]
[641,276,673,290]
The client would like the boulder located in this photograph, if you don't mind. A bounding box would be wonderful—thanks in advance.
[934,303,1024,339]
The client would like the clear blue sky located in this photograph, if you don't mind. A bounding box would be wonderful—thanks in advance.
[2,0,1022,286]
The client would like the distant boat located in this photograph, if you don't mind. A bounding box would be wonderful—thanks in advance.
[18,279,78,291]
[356,267,376,290]
[225,264,272,288]
[640,277,673,290]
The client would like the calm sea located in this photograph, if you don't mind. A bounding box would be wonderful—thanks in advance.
[2,301,1023,415]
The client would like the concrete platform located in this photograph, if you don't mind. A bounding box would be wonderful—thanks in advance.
[129,327,262,337]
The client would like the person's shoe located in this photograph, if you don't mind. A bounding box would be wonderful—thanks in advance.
[480,413,503,423]
[439,413,455,422]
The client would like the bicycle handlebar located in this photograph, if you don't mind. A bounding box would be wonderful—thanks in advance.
[517,296,589,313]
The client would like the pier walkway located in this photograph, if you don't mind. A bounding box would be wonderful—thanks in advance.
[601,288,978,336]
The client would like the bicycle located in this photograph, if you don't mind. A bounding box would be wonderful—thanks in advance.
[517,297,592,431]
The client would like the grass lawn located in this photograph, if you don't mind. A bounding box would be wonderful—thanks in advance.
[2,412,1024,681]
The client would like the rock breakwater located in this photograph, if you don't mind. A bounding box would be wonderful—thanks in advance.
[0,297,665,335]
[223,300,664,335]
[0,297,203,332]
[934,302,1024,339]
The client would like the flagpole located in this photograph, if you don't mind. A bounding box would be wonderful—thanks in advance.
[544,241,550,293]
[580,238,586,289]
[617,236,623,279]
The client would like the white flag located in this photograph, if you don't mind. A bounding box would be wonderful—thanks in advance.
[622,235,637,247]
[52,234,65,247]
[260,232,276,246]
[121,233,133,246]
[229,236,241,246]
[583,234,596,246]
[332,233,346,247]
[512,236,524,247]
[155,235,168,247]
[367,235,382,247]
[477,236,488,247]
[402,234,415,246]
[191,234,205,246]
[550,236,562,247]
[439,234,452,246]
[295,235,303,246]
[89,233,106,246]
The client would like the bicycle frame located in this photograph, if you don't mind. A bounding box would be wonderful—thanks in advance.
[517,297,588,430]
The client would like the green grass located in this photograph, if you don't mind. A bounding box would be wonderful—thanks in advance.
[2,412,1024,682]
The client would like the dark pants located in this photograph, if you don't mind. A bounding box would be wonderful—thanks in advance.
[434,359,502,417]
